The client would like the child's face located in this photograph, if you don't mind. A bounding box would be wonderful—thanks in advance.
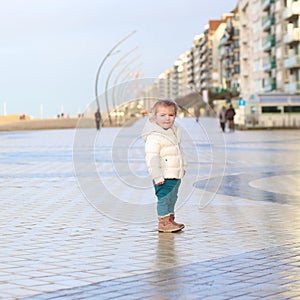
[154,105,176,130]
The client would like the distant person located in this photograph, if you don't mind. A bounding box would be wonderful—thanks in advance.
[95,110,101,130]
[194,105,200,122]
[226,104,236,132]
[219,106,227,132]
[142,99,187,233]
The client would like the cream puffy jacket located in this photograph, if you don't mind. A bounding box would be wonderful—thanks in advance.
[142,118,187,184]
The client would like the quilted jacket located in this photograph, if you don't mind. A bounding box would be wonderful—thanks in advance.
[142,118,187,184]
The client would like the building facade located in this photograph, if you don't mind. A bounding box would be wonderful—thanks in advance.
[149,0,300,127]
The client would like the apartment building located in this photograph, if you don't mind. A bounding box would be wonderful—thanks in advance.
[284,0,300,93]
[212,19,227,90]
[192,34,204,92]
[153,52,192,100]
[150,0,300,127]
[238,0,300,127]
[219,9,241,93]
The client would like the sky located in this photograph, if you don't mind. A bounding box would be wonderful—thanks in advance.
[0,0,238,118]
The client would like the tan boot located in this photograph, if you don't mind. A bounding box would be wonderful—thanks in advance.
[170,213,185,229]
[158,215,182,233]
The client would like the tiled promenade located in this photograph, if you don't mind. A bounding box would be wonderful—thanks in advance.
[0,117,299,299]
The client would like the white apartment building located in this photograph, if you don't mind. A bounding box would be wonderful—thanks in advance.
[150,0,300,127]
[218,10,241,93]
[284,0,300,94]
[238,0,300,128]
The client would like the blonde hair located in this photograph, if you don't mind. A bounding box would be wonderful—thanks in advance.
[151,99,178,115]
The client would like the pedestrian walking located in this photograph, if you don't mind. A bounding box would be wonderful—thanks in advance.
[226,104,236,132]
[219,106,227,132]
[142,99,187,233]
[194,104,201,122]
[95,110,101,130]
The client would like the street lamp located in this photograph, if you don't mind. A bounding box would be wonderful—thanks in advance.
[104,46,139,125]
[94,31,136,121]
[112,58,142,107]
[118,69,142,105]
[114,60,142,106]
[111,61,142,126]
[117,66,143,122]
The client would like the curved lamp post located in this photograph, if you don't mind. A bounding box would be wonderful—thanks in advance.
[104,46,139,125]
[112,60,141,108]
[113,58,142,107]
[115,64,143,125]
[120,65,141,107]
[117,64,143,105]
[109,60,142,125]
[94,31,136,120]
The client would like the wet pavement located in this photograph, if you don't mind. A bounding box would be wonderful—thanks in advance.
[0,117,300,299]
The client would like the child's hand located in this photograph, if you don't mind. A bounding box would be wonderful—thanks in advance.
[156,181,165,186]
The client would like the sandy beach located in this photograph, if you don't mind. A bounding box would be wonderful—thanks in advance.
[0,117,85,131]
[0,115,137,131]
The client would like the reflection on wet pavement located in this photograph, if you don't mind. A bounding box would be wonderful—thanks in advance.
[194,170,300,204]
[0,119,300,299]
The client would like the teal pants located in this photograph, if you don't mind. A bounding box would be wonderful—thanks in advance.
[154,179,181,217]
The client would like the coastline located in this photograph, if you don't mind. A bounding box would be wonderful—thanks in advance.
[0,116,138,131]
[0,118,83,132]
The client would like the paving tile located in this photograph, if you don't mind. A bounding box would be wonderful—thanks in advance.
[0,119,300,299]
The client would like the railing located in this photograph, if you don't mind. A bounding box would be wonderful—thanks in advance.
[263,56,276,71]
[262,0,275,11]
[284,28,300,44]
[262,15,275,31]
[263,34,275,51]
[283,2,300,20]
[263,77,276,92]
[284,81,300,93]
[284,54,300,69]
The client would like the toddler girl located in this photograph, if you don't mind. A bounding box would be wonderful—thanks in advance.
[142,99,187,232]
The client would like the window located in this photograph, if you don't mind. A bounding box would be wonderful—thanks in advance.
[262,106,282,113]
[253,21,259,34]
[253,1,259,15]
[255,80,261,92]
[254,40,259,53]
[254,59,260,72]
[234,65,240,74]
[284,106,300,113]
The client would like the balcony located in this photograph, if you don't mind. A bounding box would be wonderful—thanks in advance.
[220,36,230,46]
[201,83,208,89]
[263,56,276,72]
[200,74,208,82]
[220,47,231,58]
[199,37,206,47]
[262,15,275,31]
[284,81,300,93]
[203,62,209,70]
[200,46,207,56]
[262,0,275,11]
[284,54,300,69]
[223,58,233,69]
[283,2,300,21]
[263,77,276,92]
[284,28,300,44]
[263,34,275,51]
[200,56,206,64]
[221,47,232,59]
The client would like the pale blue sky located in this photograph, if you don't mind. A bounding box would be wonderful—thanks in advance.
[0,0,237,118]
